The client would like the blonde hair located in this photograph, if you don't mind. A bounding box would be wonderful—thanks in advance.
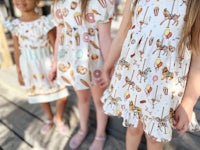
[178,0,200,55]
[81,0,88,18]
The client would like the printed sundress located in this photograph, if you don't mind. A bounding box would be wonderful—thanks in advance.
[6,16,69,103]
[51,0,114,90]
[101,0,200,142]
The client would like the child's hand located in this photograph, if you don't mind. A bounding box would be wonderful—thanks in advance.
[18,73,25,86]
[174,102,192,133]
[97,67,113,89]
[48,62,57,82]
[49,70,57,82]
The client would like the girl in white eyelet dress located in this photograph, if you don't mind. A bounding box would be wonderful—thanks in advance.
[51,0,114,150]
[6,0,69,136]
[99,0,200,149]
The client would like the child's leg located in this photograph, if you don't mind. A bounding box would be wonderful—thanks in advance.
[55,97,68,123]
[69,89,91,149]
[40,103,54,135]
[91,85,107,137]
[54,96,69,135]
[126,121,144,150]
[145,134,163,150]
[76,89,91,132]
[89,85,108,150]
[40,103,53,120]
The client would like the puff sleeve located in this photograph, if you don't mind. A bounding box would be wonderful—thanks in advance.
[42,16,55,35]
[3,19,19,36]
[93,0,115,24]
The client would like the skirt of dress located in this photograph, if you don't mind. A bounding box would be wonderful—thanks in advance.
[19,49,69,104]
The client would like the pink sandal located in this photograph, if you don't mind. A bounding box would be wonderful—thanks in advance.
[54,118,69,136]
[89,136,106,150]
[40,119,54,135]
[69,130,87,149]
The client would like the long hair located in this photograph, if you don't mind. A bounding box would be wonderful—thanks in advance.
[81,0,88,18]
[178,0,200,55]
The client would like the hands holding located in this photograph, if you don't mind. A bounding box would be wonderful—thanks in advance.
[97,66,113,89]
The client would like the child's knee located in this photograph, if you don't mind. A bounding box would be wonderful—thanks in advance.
[127,122,143,136]
[145,134,162,145]
[78,94,91,103]
[59,97,68,102]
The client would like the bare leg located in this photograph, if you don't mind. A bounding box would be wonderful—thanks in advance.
[89,85,108,150]
[145,134,163,150]
[40,103,54,135]
[55,96,68,123]
[126,121,144,150]
[91,85,107,137]
[69,89,91,149]
[40,102,53,120]
[76,89,91,132]
[53,96,69,135]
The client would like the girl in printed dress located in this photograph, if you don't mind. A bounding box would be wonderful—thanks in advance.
[99,0,200,149]
[51,0,114,149]
[7,0,69,135]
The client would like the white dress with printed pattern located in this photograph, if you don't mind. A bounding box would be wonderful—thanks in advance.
[101,0,200,142]
[51,0,114,90]
[7,16,69,104]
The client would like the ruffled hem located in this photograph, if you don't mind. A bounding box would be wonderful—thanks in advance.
[101,90,200,142]
[28,87,69,104]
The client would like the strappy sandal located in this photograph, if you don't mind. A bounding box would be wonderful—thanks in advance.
[89,136,106,150]
[40,119,54,135]
[54,118,69,136]
[69,130,87,149]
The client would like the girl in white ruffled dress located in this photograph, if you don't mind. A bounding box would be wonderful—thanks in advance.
[99,0,200,149]
[7,0,69,135]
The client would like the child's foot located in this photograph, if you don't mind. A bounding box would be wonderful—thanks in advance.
[69,130,87,149]
[89,136,106,150]
[40,119,54,135]
[54,118,69,136]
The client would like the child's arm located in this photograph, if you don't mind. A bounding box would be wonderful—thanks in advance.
[98,21,112,60]
[48,25,62,81]
[48,27,56,51]
[12,36,24,85]
[99,0,134,88]
[174,53,200,133]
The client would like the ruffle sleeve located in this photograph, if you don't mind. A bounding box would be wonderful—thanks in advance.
[94,0,115,24]
[41,16,55,34]
[3,19,19,36]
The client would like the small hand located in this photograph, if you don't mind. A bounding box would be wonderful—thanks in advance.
[48,70,57,82]
[48,62,57,82]
[18,73,25,86]
[97,68,113,89]
[174,103,192,133]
